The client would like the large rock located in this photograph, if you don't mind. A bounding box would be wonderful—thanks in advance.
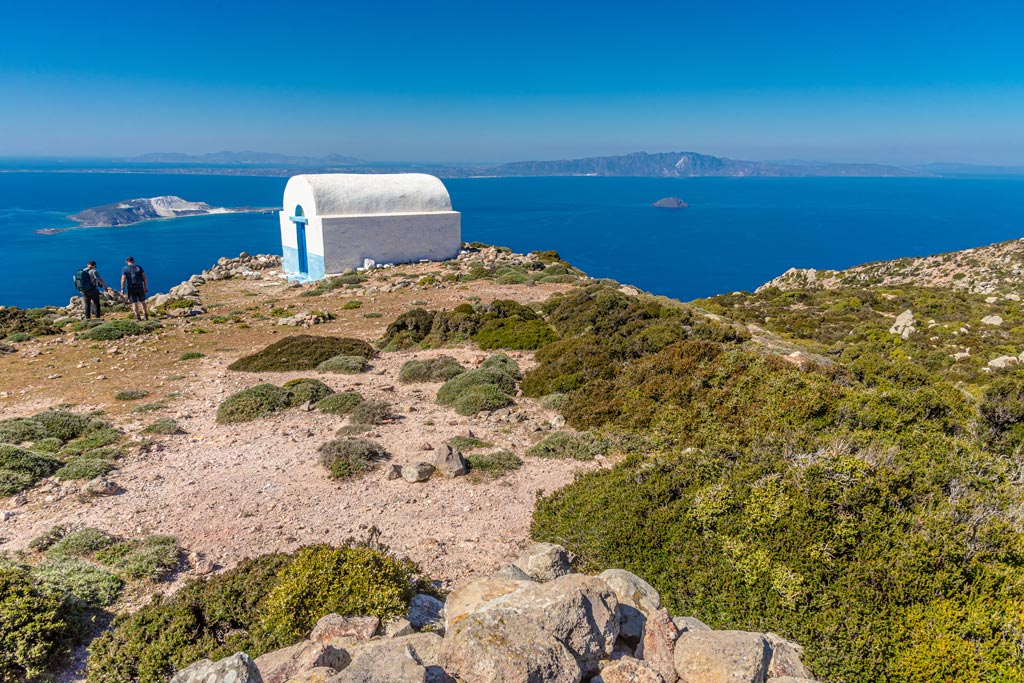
[170,653,263,683]
[511,542,574,582]
[765,633,813,680]
[440,612,581,683]
[409,593,445,631]
[311,614,380,643]
[255,641,349,683]
[433,444,467,478]
[598,569,661,644]
[601,658,667,683]
[988,355,1019,369]
[634,609,678,683]
[766,679,818,683]
[443,578,533,633]
[285,668,337,683]
[330,643,425,683]
[982,314,1004,326]
[490,564,534,581]
[889,309,916,340]
[402,463,435,483]
[671,617,710,634]
[673,631,771,683]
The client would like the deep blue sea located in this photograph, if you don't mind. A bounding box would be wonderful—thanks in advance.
[2,172,1024,308]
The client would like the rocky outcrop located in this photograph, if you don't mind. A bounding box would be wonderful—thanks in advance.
[512,542,575,582]
[652,198,689,209]
[888,309,916,340]
[170,653,263,683]
[673,631,771,683]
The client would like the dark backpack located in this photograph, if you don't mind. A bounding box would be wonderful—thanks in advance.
[125,264,143,287]
[73,269,88,292]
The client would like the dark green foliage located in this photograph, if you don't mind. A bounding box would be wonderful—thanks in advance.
[318,438,389,480]
[436,355,520,416]
[316,355,369,374]
[5,332,32,343]
[979,374,1024,453]
[114,390,149,401]
[0,566,73,681]
[436,368,518,404]
[30,410,107,444]
[0,470,35,496]
[381,308,436,349]
[178,352,204,360]
[398,356,465,383]
[55,458,115,481]
[447,435,493,451]
[478,353,522,380]
[282,378,334,405]
[94,536,180,581]
[315,391,364,415]
[466,450,522,480]
[47,528,117,559]
[0,445,62,494]
[31,559,124,607]
[79,320,161,341]
[421,305,481,346]
[216,384,294,424]
[0,307,60,339]
[451,385,514,416]
[29,526,69,552]
[142,419,184,435]
[525,431,609,461]
[474,318,557,350]
[228,335,376,372]
[61,427,121,455]
[348,401,392,426]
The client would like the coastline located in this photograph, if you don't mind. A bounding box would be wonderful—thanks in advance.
[35,206,274,234]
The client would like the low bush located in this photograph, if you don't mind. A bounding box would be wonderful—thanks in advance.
[143,418,184,435]
[114,390,149,401]
[55,458,115,481]
[29,525,70,552]
[216,384,294,424]
[31,558,124,607]
[0,470,35,496]
[342,300,362,310]
[539,393,566,410]
[47,528,117,559]
[349,401,392,426]
[315,391,364,415]
[61,427,121,455]
[525,431,609,461]
[451,385,514,415]
[447,435,493,451]
[381,308,436,349]
[5,332,32,343]
[436,368,517,405]
[474,317,557,350]
[0,445,62,494]
[78,319,160,341]
[478,353,522,380]
[466,450,522,480]
[316,355,369,374]
[0,566,75,681]
[335,424,375,436]
[178,352,204,360]
[397,356,465,383]
[282,378,334,405]
[94,536,180,581]
[31,437,63,453]
[228,335,376,372]
[317,438,389,480]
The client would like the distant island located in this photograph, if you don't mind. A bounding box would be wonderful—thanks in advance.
[652,197,689,209]
[36,196,263,234]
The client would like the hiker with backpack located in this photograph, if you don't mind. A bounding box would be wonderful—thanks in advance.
[120,256,150,321]
[74,260,107,319]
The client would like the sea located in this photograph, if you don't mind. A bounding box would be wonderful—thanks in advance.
[2,171,1024,309]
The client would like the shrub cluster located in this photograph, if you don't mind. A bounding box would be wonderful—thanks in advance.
[78,319,161,341]
[435,354,520,416]
[315,391,365,415]
[466,450,523,481]
[143,418,185,435]
[317,438,389,480]
[525,431,609,461]
[381,300,558,351]
[316,354,369,374]
[282,378,334,405]
[398,355,466,383]
[216,384,295,424]
[228,335,376,372]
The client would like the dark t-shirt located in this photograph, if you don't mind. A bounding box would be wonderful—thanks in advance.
[122,264,145,288]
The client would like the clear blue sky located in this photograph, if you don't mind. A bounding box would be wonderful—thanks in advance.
[1,0,1022,164]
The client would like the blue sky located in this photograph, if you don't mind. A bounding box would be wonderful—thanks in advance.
[1,0,1022,164]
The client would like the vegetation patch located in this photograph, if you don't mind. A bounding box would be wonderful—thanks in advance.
[143,418,184,435]
[0,565,76,681]
[335,424,375,436]
[114,389,149,401]
[474,317,557,350]
[525,431,609,461]
[216,384,294,424]
[282,378,334,405]
[315,391,364,415]
[447,435,493,451]
[316,354,369,374]
[398,355,465,383]
[178,352,205,360]
[78,319,161,341]
[348,401,392,426]
[228,335,376,372]
[466,450,522,481]
[55,458,115,481]
[31,558,123,607]
[94,536,180,581]
[435,356,520,416]
[317,438,389,480]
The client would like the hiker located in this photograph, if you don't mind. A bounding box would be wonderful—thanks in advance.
[120,256,150,321]
[74,260,107,319]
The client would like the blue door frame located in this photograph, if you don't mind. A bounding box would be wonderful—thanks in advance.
[291,206,309,274]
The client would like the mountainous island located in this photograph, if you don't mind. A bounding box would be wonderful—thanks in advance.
[37,196,261,234]
[2,239,1024,683]
[652,196,689,209]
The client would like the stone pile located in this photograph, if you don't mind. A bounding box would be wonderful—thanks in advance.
[169,543,817,683]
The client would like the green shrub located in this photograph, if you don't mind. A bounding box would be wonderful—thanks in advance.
[398,356,465,383]
[5,332,32,343]
[335,424,375,436]
[94,536,180,581]
[216,384,294,424]
[526,431,608,461]
[55,458,115,481]
[257,545,417,643]
[143,419,184,435]
[452,385,515,416]
[0,445,62,493]
[539,393,566,410]
[979,374,1024,452]
[0,566,74,681]
[436,368,517,405]
[349,401,392,426]
[31,558,124,607]
[474,318,557,350]
[447,435,493,451]
[228,335,376,372]
[317,439,389,480]
[282,378,334,405]
[0,417,48,445]
[316,355,369,374]
[30,437,63,454]
[114,389,149,401]
[79,320,160,341]
[178,352,205,360]
[466,450,522,480]
[381,308,436,349]
[478,353,522,380]
[61,427,121,455]
[315,391,364,415]
[29,526,69,552]
[47,528,117,559]
[33,410,107,443]
[0,470,36,496]
[342,300,362,310]
[131,402,167,414]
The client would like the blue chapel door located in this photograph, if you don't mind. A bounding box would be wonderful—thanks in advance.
[294,206,309,274]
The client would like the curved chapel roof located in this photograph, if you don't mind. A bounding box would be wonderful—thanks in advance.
[283,173,453,217]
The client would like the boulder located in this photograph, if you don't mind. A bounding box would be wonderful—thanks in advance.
[511,542,574,582]
[766,679,818,683]
[408,593,445,631]
[671,617,710,634]
[602,658,667,683]
[765,633,813,679]
[988,355,1019,369]
[329,644,426,683]
[285,668,337,683]
[982,315,1004,326]
[386,618,415,638]
[433,444,467,478]
[889,309,916,340]
[444,578,533,633]
[349,633,443,670]
[439,612,581,683]
[402,463,435,483]
[310,614,380,643]
[673,631,770,683]
[255,641,349,683]
[598,569,660,644]
[491,564,534,581]
[170,653,263,683]
[634,609,678,683]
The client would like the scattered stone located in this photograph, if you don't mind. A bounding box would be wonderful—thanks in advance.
[310,614,380,643]
[420,442,433,451]
[599,569,661,645]
[444,578,533,633]
[408,593,445,631]
[988,355,1019,369]
[635,609,678,683]
[888,309,916,339]
[433,444,467,478]
[981,314,1004,326]
[673,630,771,683]
[169,653,262,683]
[671,617,711,634]
[602,657,667,683]
[511,542,575,582]
[386,617,415,638]
[283,667,336,683]
[254,640,348,683]
[384,464,403,481]
[82,477,121,496]
[331,643,426,683]
[401,463,435,483]
[490,564,533,581]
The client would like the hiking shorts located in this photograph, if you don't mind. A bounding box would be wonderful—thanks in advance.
[127,286,146,303]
